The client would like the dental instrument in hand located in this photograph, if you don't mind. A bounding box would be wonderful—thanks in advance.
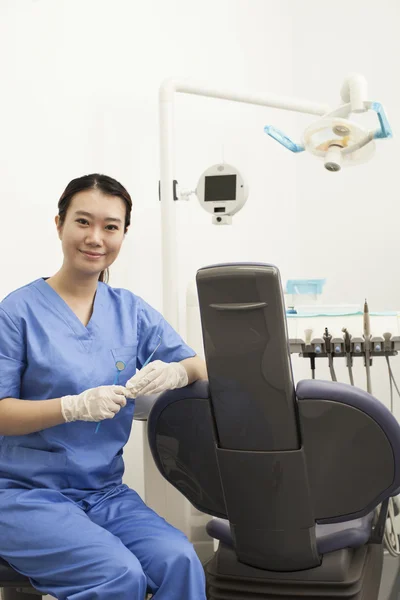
[95,360,126,433]
[141,335,162,368]
[95,336,162,433]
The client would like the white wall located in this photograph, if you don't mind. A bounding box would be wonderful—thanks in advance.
[290,0,400,310]
[0,0,296,499]
[1,0,399,498]
[288,0,400,419]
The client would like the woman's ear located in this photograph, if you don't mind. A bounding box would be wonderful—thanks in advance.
[55,215,62,240]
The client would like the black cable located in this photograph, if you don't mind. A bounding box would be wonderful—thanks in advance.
[328,354,337,382]
[348,364,354,386]
[310,354,316,380]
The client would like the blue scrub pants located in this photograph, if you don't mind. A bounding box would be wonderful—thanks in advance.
[0,484,206,599]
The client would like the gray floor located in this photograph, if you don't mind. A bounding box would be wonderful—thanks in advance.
[379,555,400,600]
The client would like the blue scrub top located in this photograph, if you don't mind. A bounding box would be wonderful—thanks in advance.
[0,278,195,498]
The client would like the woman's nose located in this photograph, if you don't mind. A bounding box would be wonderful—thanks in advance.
[85,228,103,245]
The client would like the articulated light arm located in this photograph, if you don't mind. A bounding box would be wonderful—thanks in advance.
[159,78,331,329]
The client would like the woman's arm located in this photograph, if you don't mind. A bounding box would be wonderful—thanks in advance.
[0,397,64,436]
[180,355,208,384]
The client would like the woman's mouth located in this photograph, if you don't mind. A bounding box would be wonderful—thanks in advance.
[79,250,105,259]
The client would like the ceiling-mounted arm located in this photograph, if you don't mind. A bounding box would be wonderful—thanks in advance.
[158,74,392,326]
[159,78,331,329]
[340,73,369,112]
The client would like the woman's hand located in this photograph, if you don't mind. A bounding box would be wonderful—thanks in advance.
[61,385,128,422]
[125,360,188,398]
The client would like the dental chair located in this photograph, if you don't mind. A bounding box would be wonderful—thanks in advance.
[147,262,400,599]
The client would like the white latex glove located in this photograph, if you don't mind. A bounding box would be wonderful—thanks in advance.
[61,385,129,423]
[125,360,188,398]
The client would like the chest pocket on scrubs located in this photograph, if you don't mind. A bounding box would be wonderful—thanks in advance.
[0,445,68,490]
[111,345,137,385]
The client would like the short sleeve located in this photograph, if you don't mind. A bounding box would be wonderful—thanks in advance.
[136,298,196,370]
[0,307,26,400]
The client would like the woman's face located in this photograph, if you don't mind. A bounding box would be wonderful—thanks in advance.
[56,189,127,278]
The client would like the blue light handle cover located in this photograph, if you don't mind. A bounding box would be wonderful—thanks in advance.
[264,125,305,153]
[371,102,393,140]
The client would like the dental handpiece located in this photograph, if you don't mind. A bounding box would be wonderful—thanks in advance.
[342,327,354,386]
[323,327,332,352]
[363,299,372,393]
[363,299,371,338]
[342,327,351,353]
[324,327,337,382]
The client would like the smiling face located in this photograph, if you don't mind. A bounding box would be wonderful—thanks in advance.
[56,189,127,279]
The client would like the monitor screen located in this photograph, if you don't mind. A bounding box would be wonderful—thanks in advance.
[204,174,237,202]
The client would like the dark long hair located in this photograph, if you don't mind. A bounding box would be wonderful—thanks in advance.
[58,174,132,283]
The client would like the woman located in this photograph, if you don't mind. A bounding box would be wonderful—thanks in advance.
[0,174,208,599]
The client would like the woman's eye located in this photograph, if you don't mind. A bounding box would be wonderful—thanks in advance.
[75,219,118,230]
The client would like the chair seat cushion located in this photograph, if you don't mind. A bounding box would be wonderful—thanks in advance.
[207,512,375,555]
[0,557,32,584]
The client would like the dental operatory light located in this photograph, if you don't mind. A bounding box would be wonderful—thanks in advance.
[264,74,393,171]
[159,73,393,327]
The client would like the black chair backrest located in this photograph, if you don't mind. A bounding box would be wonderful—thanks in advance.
[195,263,318,570]
[196,263,299,451]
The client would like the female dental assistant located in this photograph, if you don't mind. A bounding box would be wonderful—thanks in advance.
[0,174,208,600]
